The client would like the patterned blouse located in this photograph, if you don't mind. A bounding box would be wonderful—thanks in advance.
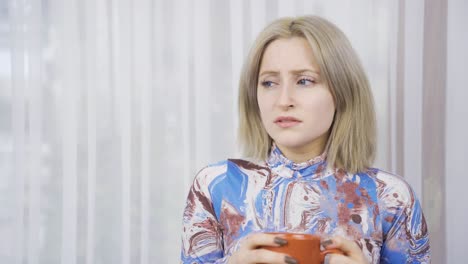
[181,145,430,263]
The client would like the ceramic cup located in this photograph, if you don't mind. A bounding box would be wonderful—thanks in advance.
[262,232,343,264]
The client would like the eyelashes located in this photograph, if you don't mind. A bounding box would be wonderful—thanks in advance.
[260,80,275,87]
[259,78,315,88]
[297,78,315,85]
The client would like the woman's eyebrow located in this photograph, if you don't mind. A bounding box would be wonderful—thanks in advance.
[289,69,320,75]
[259,68,320,77]
[258,70,279,78]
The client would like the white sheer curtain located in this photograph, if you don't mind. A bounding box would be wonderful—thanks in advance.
[1,0,467,263]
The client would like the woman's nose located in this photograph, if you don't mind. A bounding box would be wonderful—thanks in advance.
[277,84,295,109]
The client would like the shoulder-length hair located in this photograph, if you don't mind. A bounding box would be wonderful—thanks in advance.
[238,15,376,173]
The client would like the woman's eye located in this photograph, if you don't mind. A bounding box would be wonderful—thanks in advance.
[297,78,314,86]
[261,81,275,87]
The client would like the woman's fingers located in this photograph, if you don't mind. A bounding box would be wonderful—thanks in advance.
[321,236,368,264]
[325,253,353,264]
[232,233,298,264]
[247,249,297,264]
[241,233,287,249]
[321,236,360,255]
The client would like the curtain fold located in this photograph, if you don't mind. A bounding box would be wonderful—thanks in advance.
[10,0,26,262]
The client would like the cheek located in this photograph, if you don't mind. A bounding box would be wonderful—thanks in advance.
[257,95,272,116]
[306,94,336,120]
[324,97,336,116]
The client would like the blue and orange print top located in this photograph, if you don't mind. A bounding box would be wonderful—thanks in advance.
[181,145,430,263]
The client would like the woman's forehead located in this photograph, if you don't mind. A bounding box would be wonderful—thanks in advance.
[259,37,320,75]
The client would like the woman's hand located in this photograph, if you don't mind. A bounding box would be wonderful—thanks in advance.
[227,233,298,264]
[321,236,368,264]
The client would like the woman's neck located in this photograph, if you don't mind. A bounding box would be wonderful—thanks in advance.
[274,134,329,163]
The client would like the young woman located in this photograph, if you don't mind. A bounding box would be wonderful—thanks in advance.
[181,15,430,264]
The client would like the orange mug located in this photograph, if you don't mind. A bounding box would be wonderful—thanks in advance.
[262,232,343,264]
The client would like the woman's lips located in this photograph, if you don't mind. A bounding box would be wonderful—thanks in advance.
[274,116,301,128]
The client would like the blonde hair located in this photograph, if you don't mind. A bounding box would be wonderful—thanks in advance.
[238,15,376,173]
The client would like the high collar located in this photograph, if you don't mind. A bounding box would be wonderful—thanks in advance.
[266,144,328,179]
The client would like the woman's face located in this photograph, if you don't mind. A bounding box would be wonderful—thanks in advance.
[257,37,336,161]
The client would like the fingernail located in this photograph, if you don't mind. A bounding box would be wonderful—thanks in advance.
[324,254,330,264]
[284,255,298,264]
[274,237,288,246]
[321,239,333,248]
